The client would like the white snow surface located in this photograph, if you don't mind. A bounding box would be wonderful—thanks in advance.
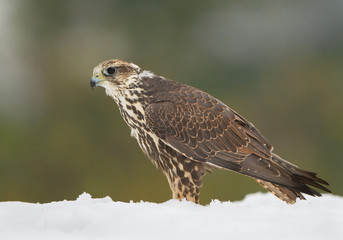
[0,193,342,240]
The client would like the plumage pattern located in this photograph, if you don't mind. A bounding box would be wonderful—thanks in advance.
[91,59,330,204]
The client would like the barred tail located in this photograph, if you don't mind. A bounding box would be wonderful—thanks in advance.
[255,153,330,204]
[255,179,305,204]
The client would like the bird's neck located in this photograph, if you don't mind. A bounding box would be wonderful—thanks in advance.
[105,82,149,130]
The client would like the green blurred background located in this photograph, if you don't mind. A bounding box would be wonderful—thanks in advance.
[0,0,342,204]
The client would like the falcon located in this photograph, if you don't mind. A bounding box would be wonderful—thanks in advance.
[90,59,330,204]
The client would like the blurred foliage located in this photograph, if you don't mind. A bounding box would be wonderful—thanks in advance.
[0,0,342,204]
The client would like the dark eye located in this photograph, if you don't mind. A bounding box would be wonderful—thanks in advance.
[103,67,116,76]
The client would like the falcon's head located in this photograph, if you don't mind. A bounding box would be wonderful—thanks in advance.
[90,59,142,90]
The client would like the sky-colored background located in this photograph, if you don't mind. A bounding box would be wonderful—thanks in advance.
[0,0,342,203]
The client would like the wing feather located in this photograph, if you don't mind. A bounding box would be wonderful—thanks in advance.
[144,86,329,195]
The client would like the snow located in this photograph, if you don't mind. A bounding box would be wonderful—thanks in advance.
[0,193,342,240]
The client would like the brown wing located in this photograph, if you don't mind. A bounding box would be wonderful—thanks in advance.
[145,87,328,196]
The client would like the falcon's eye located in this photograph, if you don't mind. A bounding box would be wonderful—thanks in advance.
[103,67,116,76]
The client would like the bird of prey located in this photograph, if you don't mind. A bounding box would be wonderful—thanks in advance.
[90,59,330,204]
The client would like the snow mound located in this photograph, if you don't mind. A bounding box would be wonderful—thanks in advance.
[0,192,342,240]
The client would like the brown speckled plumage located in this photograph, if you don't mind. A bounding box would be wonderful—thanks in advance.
[91,59,330,204]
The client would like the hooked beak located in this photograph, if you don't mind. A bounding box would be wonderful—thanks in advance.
[90,75,104,89]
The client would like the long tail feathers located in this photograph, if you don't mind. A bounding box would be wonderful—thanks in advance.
[256,154,331,204]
